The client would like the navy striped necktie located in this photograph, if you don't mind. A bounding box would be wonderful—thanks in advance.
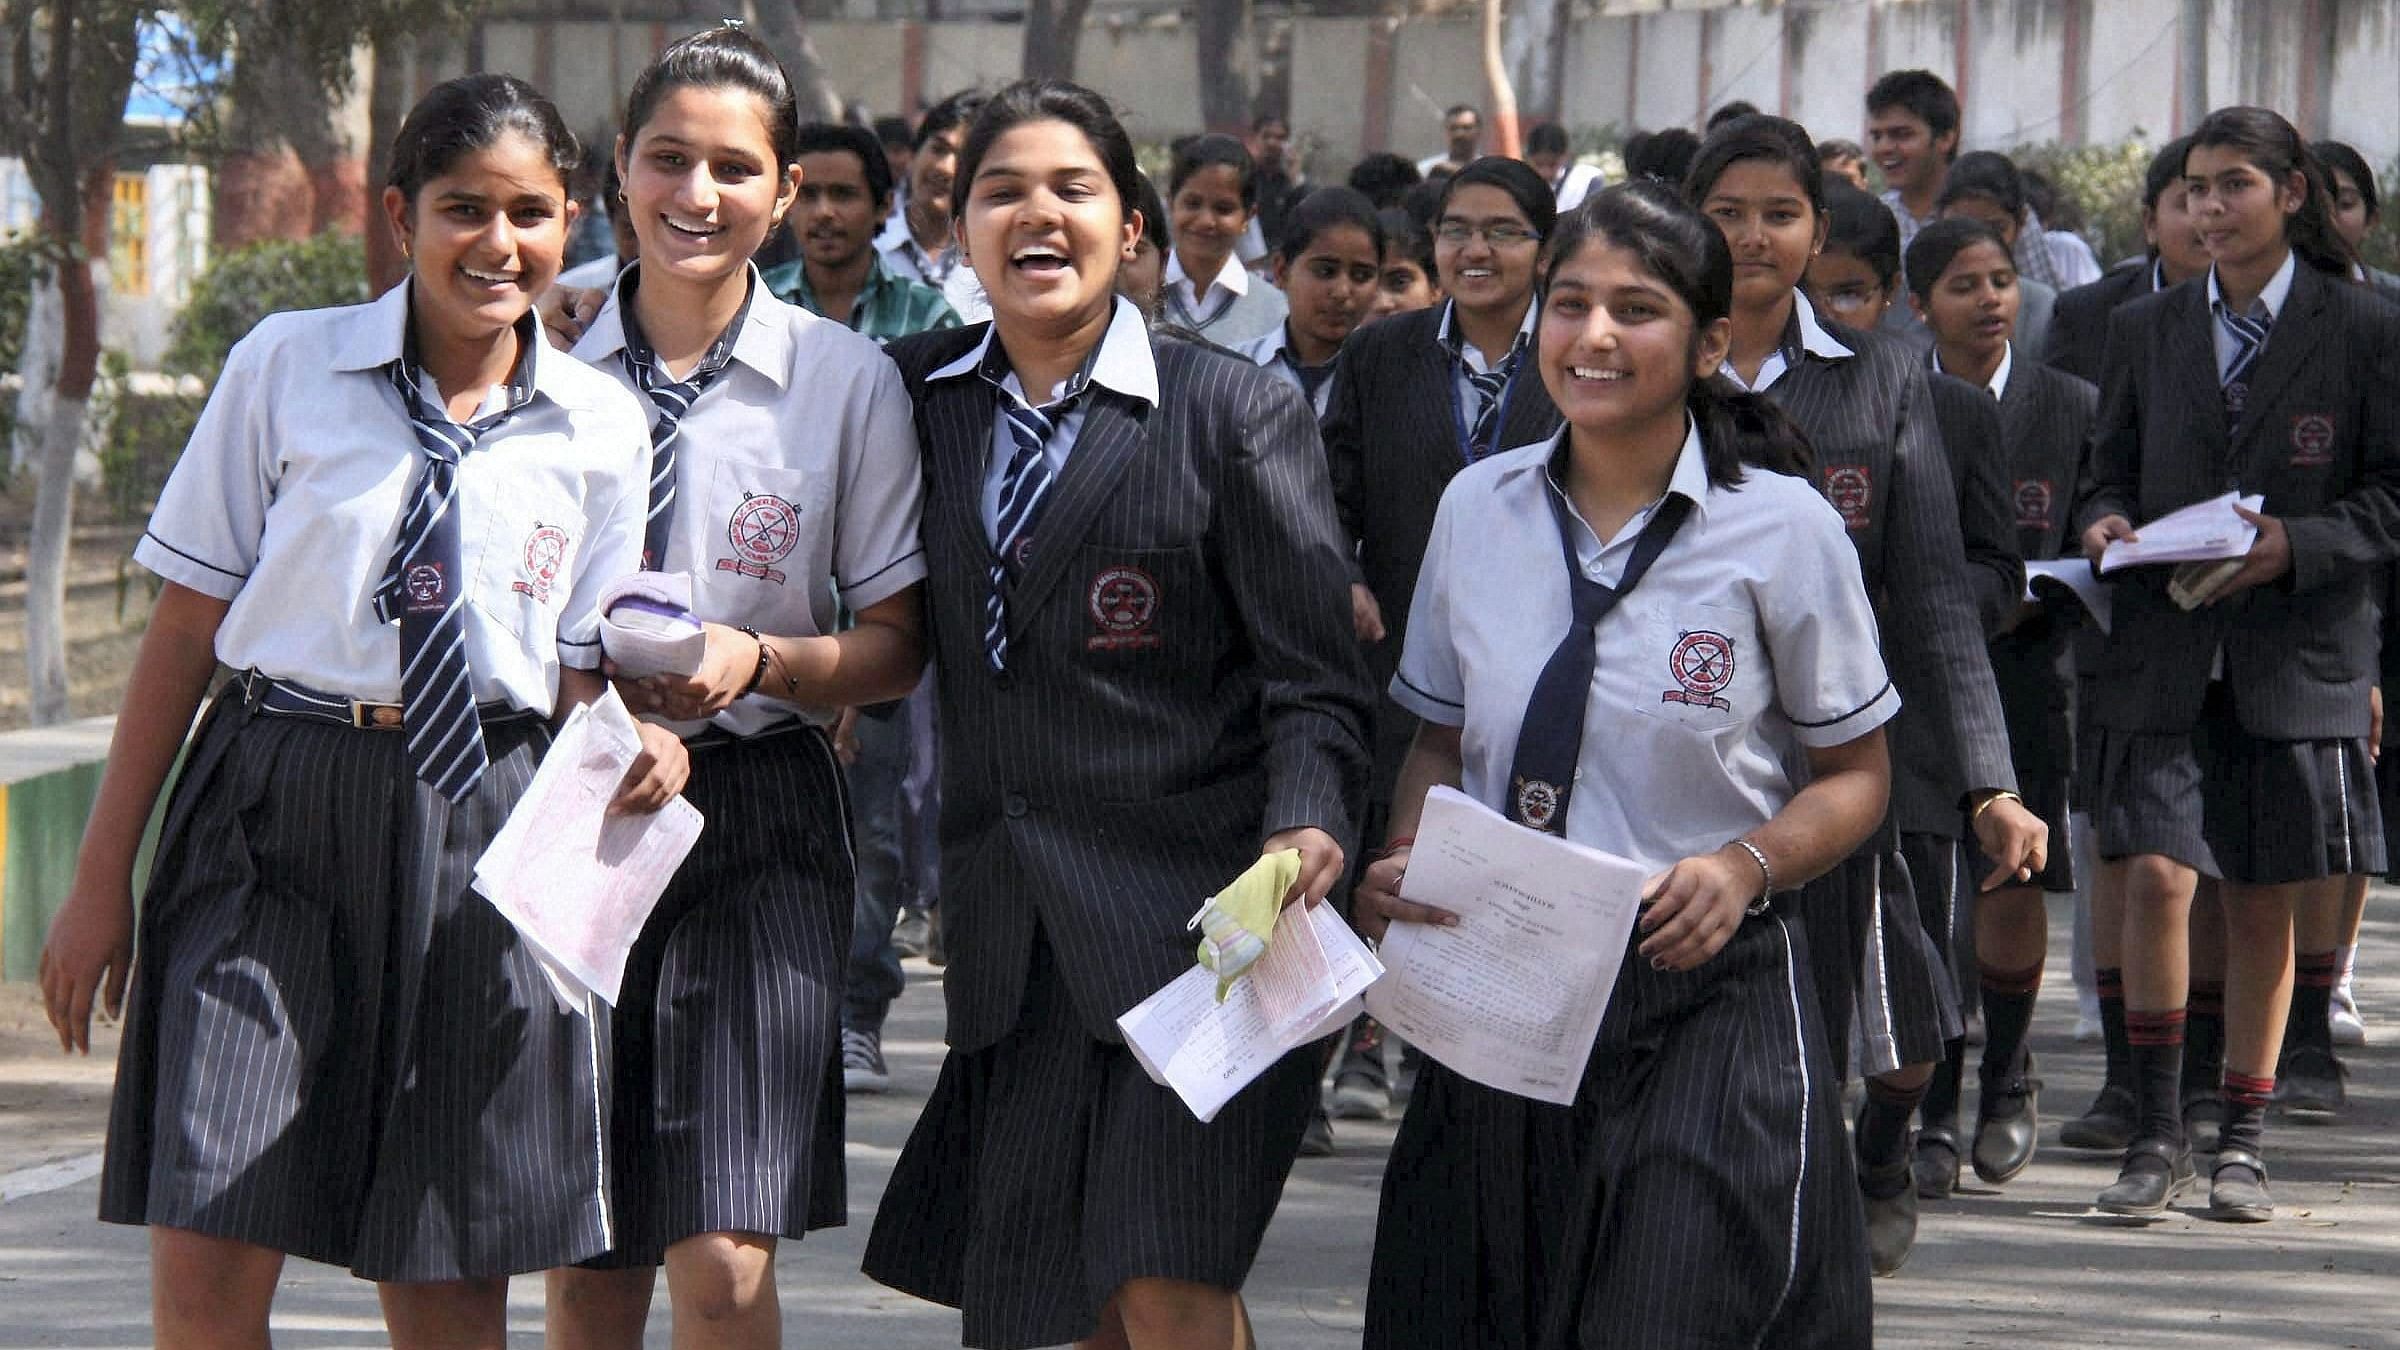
[2214,300,2273,434]
[620,274,752,569]
[375,351,533,802]
[985,383,1082,672]
[1504,474,1693,835]
[1460,334,1525,462]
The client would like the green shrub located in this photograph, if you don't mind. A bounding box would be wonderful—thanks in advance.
[92,349,205,524]
[2010,138,2154,271]
[166,231,369,382]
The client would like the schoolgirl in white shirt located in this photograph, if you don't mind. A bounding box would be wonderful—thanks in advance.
[39,73,674,1348]
[1359,180,1890,1348]
[542,27,926,1350]
[1162,133,1290,345]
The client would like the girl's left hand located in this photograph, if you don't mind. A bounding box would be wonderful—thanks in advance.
[611,721,690,814]
[612,623,762,721]
[1636,846,1758,971]
[1971,795,2049,891]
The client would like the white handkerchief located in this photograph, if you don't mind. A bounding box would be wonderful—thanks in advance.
[599,571,708,678]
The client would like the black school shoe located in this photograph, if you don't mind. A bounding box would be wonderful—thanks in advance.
[1298,1104,1335,1157]
[2059,1084,2136,1152]
[2095,1137,2194,1217]
[1913,1127,1962,1200]
[1971,1052,2041,1185]
[1859,1157,1920,1276]
[2204,1149,2273,1223]
[2276,1044,2348,1123]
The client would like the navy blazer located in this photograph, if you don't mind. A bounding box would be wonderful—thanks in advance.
[2074,264,2400,738]
[883,322,1373,1052]
[2044,262,2152,387]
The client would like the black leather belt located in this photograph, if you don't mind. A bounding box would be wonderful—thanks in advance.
[234,670,536,731]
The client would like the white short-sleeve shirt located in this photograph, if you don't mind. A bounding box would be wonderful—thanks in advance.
[134,280,651,714]
[1393,420,1900,871]
[572,266,929,736]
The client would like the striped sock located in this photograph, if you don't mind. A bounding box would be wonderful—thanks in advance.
[1978,961,2044,1081]
[2220,1070,2274,1161]
[2127,1007,2186,1143]
[2292,951,2339,1054]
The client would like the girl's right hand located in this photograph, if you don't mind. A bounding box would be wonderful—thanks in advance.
[537,286,607,349]
[2080,513,2135,564]
[38,880,135,1055]
[1352,845,1458,941]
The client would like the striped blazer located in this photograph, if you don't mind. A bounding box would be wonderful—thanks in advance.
[2074,264,2400,739]
[2045,262,2153,387]
[1996,360,2099,564]
[1925,370,2026,634]
[882,322,1373,1053]
[1768,317,2020,831]
[1322,304,1563,671]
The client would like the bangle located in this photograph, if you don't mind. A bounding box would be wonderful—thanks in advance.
[737,626,770,696]
[1729,838,1774,915]
[1970,789,2024,824]
[1377,835,1416,860]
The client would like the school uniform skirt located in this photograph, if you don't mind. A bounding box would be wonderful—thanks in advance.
[1799,828,1962,1080]
[1364,906,1870,1350]
[98,690,611,1282]
[1963,615,2080,895]
[585,719,853,1267]
[2092,682,2386,885]
[862,931,1318,1350]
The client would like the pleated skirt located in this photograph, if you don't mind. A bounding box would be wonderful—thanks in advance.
[1363,908,1870,1350]
[862,933,1317,1349]
[98,694,612,1282]
[583,721,854,1267]
[1798,829,1963,1080]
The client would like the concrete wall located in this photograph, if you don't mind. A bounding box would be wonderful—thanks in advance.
[0,719,148,984]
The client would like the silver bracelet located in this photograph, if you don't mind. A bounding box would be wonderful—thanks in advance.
[1729,838,1774,915]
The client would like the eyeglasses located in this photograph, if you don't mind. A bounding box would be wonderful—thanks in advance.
[1434,221,1541,247]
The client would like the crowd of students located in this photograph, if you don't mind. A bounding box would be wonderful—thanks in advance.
[30,22,2397,1350]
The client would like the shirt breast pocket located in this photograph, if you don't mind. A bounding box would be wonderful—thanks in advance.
[472,485,583,643]
[701,457,828,599]
[1623,600,1761,733]
[1069,543,1214,667]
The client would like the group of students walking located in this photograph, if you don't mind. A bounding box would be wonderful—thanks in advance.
[29,23,2395,1350]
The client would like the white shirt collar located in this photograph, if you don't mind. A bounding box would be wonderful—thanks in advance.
[572,263,797,392]
[926,294,1161,409]
[1165,247,1251,303]
[1238,323,1292,368]
[1789,288,1856,360]
[1500,414,1714,530]
[329,277,601,410]
[2205,247,2298,321]
[1933,340,2012,400]
[1434,297,1540,361]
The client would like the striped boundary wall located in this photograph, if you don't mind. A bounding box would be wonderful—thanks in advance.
[0,717,165,984]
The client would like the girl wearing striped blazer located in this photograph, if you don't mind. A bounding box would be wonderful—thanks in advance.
[38,75,675,1346]
[1903,217,2102,1196]
[858,80,1370,1350]
[1687,114,2049,1276]
[543,30,927,1349]
[2075,108,2400,1224]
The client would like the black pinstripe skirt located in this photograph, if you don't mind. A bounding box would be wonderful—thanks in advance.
[98,694,613,1282]
[1798,830,1962,1080]
[862,932,1317,1350]
[1364,908,1870,1350]
[583,721,852,1267]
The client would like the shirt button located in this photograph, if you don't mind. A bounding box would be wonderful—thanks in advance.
[1004,793,1029,819]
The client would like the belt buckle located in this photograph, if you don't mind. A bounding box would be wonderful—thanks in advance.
[351,700,405,730]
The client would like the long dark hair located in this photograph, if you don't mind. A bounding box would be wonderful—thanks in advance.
[2312,139,2380,224]
[388,73,580,203]
[621,24,799,168]
[952,79,1144,226]
[1538,180,1814,486]
[2187,106,2355,277]
[1685,114,1825,217]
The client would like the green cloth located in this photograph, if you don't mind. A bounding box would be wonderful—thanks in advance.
[1194,849,1302,1000]
[762,251,960,342]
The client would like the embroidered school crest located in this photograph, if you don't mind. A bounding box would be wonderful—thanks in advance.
[403,562,447,611]
[1513,776,1562,831]
[2014,479,2055,531]
[1825,465,1873,530]
[717,491,800,585]
[1662,629,1735,711]
[1086,566,1162,651]
[2291,413,2336,467]
[511,524,568,603]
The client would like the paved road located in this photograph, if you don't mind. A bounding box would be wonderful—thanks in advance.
[1,896,2393,1347]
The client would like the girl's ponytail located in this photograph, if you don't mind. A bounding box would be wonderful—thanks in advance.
[1687,375,1815,483]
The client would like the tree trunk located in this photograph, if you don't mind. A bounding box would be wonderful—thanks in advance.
[739,0,843,123]
[1021,0,1093,81]
[11,262,60,474]
[364,35,409,293]
[1504,0,1564,124]
[1479,0,1520,160]
[1194,0,1250,133]
[24,385,84,724]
